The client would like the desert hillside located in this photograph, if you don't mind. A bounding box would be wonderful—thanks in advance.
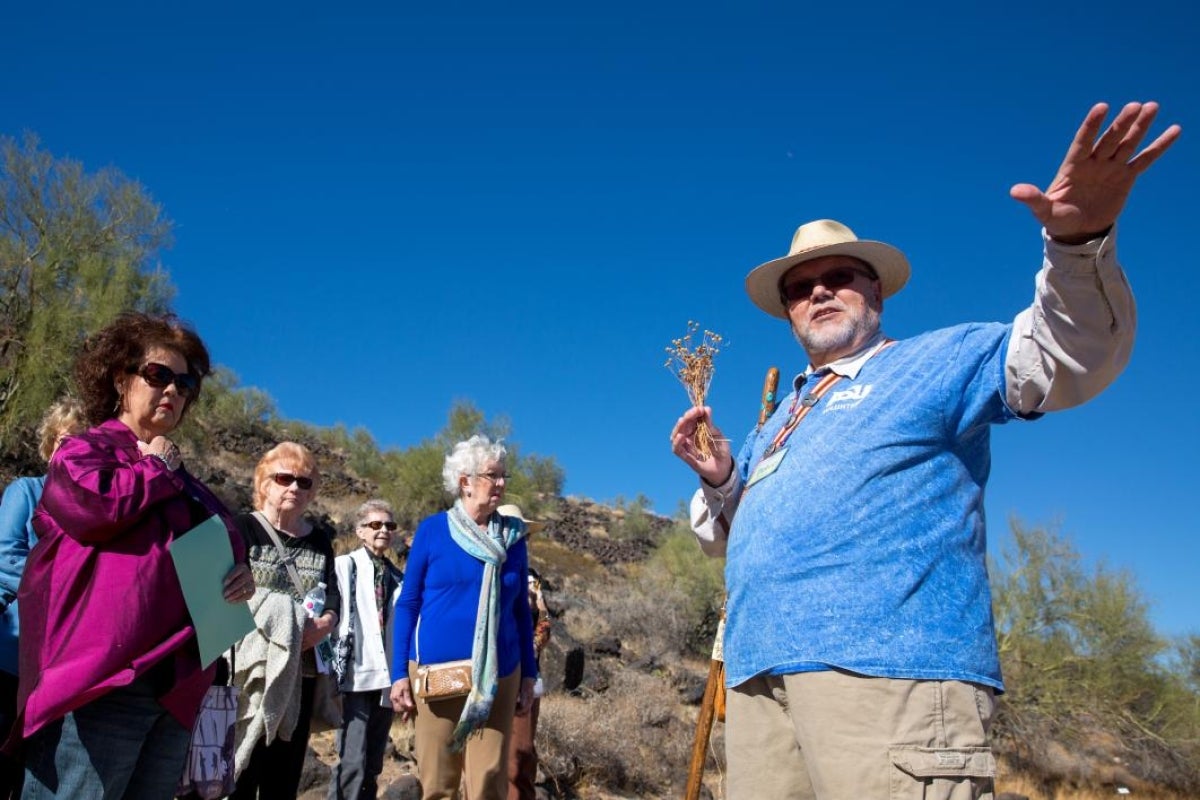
[3,414,1197,800]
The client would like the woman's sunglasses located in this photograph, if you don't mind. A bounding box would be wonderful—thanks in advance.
[360,520,398,531]
[272,472,314,490]
[130,362,199,398]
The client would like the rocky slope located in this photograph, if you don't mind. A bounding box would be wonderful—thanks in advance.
[3,428,1194,800]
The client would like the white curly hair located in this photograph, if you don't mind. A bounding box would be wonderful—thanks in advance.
[442,434,507,495]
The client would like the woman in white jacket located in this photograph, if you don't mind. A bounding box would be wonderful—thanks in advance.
[328,500,404,799]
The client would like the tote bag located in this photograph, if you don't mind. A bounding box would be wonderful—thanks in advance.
[175,677,239,798]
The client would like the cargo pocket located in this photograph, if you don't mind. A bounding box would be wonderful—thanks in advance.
[889,745,995,800]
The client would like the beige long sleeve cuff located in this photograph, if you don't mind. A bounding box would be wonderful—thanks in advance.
[1005,226,1136,414]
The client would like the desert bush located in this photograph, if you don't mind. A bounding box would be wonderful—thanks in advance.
[991,520,1200,794]
[177,367,276,454]
[608,494,660,543]
[556,574,615,648]
[384,440,448,531]
[500,446,563,519]
[560,552,711,663]
[367,402,565,530]
[538,669,695,796]
[1161,635,1200,748]
[646,523,725,655]
[562,520,726,659]
[1,134,174,462]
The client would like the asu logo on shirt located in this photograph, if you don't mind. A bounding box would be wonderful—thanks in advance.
[824,384,873,412]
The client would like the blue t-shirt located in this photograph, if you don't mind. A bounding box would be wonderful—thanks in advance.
[391,511,537,683]
[724,323,1026,690]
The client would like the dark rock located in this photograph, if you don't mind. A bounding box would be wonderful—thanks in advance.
[380,773,421,799]
[540,496,672,565]
[590,636,621,657]
[298,745,328,791]
[561,646,585,692]
[680,678,707,705]
[630,654,659,671]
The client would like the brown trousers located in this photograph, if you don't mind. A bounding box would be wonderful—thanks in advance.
[411,664,520,800]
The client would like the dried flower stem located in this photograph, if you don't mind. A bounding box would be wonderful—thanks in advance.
[665,322,724,460]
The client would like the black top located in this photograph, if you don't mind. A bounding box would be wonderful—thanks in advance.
[235,513,342,620]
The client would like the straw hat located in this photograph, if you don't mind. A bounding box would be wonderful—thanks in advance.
[744,219,911,319]
[497,504,545,535]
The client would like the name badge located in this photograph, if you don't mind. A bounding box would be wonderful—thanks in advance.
[746,447,787,488]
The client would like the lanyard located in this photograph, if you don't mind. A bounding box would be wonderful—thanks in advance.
[761,371,842,458]
[761,338,896,459]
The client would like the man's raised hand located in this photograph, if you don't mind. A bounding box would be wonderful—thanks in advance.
[1010,101,1181,244]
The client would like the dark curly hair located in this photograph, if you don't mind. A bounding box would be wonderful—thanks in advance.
[73,312,211,426]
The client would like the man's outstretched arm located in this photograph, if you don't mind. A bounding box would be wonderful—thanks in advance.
[1006,101,1180,414]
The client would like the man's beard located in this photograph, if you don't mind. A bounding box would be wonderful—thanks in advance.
[792,304,882,362]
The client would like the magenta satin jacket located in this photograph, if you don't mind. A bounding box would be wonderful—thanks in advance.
[15,418,245,738]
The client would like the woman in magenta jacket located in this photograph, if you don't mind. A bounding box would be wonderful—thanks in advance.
[15,313,256,800]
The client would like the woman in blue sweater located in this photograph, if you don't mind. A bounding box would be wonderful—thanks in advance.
[390,435,537,800]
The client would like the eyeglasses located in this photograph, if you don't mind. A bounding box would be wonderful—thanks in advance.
[130,362,199,398]
[475,471,507,483]
[360,520,398,531]
[779,266,878,306]
[272,472,314,490]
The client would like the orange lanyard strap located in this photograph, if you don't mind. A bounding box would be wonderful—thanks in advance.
[760,339,897,459]
[762,370,843,458]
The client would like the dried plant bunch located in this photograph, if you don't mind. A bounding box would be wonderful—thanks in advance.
[665,322,723,460]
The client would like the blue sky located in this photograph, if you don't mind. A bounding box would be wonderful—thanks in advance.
[4,1,1196,637]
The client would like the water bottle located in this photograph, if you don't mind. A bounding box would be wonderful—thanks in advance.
[302,582,326,618]
[302,582,336,672]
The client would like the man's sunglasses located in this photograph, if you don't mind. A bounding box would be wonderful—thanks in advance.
[361,520,398,531]
[129,362,199,398]
[779,265,878,306]
[272,472,314,490]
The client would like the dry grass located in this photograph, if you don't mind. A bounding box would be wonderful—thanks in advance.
[665,322,723,460]
[557,585,610,647]
[534,556,720,798]
[529,536,608,583]
[996,760,1197,800]
[538,669,696,797]
[561,565,700,662]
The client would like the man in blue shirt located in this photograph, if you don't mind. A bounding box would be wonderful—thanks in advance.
[670,101,1180,800]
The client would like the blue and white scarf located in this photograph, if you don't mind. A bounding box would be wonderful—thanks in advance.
[445,500,527,750]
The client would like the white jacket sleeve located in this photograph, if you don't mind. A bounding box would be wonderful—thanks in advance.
[332,554,354,638]
[689,467,743,558]
[1006,227,1136,414]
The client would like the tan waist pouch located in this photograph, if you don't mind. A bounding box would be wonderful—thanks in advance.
[416,659,473,699]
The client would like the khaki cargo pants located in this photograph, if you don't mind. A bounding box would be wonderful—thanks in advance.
[726,670,996,800]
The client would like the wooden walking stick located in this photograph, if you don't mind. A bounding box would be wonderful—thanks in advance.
[757,367,780,429]
[684,366,780,800]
